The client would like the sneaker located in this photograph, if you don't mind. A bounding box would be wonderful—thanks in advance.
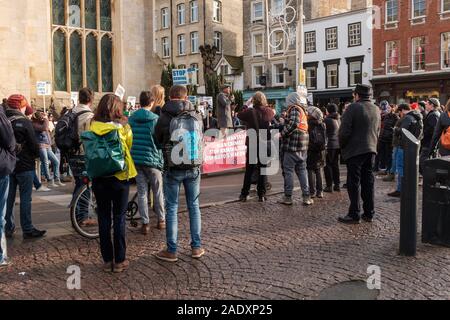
[303,197,314,206]
[338,215,361,224]
[0,260,11,268]
[239,195,248,202]
[113,260,130,273]
[23,228,46,239]
[36,185,51,192]
[279,196,293,206]
[316,192,324,199]
[192,248,206,259]
[383,174,395,182]
[155,250,178,263]
[55,180,66,187]
[324,186,333,193]
[48,180,57,188]
[388,191,401,198]
[157,220,166,230]
[102,262,113,273]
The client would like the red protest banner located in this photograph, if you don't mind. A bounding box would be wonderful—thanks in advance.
[202,130,247,174]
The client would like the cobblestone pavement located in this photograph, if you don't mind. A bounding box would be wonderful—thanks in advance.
[1,176,450,300]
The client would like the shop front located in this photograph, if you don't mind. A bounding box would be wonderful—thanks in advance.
[372,72,450,105]
[243,87,295,114]
[309,89,354,108]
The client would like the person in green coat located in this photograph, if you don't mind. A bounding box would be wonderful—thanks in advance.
[129,91,165,235]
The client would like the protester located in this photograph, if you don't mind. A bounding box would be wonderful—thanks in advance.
[430,99,450,158]
[323,103,341,193]
[32,111,65,188]
[154,85,205,262]
[338,84,380,224]
[5,94,46,239]
[420,98,441,173]
[232,110,241,128]
[151,85,166,116]
[129,91,166,235]
[307,106,326,199]
[378,101,399,179]
[237,92,275,203]
[87,94,137,273]
[204,110,218,130]
[388,103,423,198]
[0,104,16,266]
[278,93,313,206]
[217,85,235,137]
[67,88,97,227]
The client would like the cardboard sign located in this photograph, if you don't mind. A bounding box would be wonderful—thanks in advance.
[172,69,189,86]
[115,84,126,100]
[70,92,79,108]
[187,67,198,86]
[188,96,197,106]
[127,96,137,108]
[37,81,52,96]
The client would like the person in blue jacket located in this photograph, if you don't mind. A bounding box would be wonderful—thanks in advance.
[129,91,166,235]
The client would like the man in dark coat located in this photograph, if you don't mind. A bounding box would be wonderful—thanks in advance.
[216,85,234,137]
[323,103,341,193]
[420,98,441,174]
[338,84,381,224]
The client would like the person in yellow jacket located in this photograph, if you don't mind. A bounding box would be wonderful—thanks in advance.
[89,94,137,274]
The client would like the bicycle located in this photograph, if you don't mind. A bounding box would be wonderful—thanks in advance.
[126,182,154,228]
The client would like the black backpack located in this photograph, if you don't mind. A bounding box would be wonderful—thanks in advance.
[407,113,424,141]
[55,110,91,155]
[309,122,327,152]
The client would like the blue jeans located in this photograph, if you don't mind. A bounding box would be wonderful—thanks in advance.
[33,171,41,190]
[283,151,310,197]
[164,168,202,253]
[395,148,404,192]
[6,171,35,234]
[0,176,9,264]
[39,147,60,182]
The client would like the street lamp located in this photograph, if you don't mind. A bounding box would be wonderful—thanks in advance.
[296,0,304,86]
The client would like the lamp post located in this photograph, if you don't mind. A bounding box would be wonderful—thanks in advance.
[296,0,304,87]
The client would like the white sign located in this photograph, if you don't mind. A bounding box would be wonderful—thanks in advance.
[115,84,126,100]
[199,96,214,110]
[37,81,52,96]
[172,69,188,86]
[127,96,137,108]
[71,92,79,108]
[187,68,198,86]
[297,85,308,98]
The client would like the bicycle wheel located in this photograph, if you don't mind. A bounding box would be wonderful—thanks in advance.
[70,185,99,239]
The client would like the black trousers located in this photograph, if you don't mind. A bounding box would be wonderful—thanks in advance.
[346,153,376,219]
[378,141,393,172]
[92,177,130,264]
[324,149,340,188]
[241,162,267,197]
[308,168,323,195]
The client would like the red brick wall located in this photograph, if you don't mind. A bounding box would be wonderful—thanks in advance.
[373,0,450,76]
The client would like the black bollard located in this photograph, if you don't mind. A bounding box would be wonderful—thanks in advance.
[399,129,420,256]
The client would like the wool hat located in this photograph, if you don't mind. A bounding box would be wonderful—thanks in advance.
[286,92,307,107]
[428,98,441,108]
[7,94,30,110]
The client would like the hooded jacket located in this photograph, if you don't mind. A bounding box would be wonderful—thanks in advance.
[32,118,51,148]
[128,108,163,170]
[430,111,450,157]
[5,109,40,173]
[281,104,309,153]
[379,112,399,144]
[422,109,441,149]
[394,110,423,148]
[324,112,340,150]
[0,108,16,177]
[88,121,137,181]
[73,104,94,155]
[154,99,203,167]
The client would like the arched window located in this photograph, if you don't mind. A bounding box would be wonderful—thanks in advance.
[52,0,65,26]
[101,36,113,92]
[86,33,98,91]
[53,29,67,91]
[51,0,113,93]
[70,32,83,92]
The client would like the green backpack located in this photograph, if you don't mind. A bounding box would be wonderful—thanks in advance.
[80,129,126,179]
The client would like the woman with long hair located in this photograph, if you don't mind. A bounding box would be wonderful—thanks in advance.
[151,85,166,116]
[237,92,275,202]
[89,94,137,273]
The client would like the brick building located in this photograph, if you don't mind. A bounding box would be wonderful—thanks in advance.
[372,0,450,104]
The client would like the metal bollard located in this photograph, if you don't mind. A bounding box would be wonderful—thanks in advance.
[399,129,420,256]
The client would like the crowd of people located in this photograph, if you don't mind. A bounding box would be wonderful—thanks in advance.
[1,81,450,272]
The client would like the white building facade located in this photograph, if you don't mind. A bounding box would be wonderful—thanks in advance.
[303,7,373,106]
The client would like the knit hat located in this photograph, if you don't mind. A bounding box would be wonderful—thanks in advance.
[428,98,441,108]
[286,92,307,107]
[25,105,34,116]
[410,102,419,110]
[307,106,324,121]
[7,94,30,110]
